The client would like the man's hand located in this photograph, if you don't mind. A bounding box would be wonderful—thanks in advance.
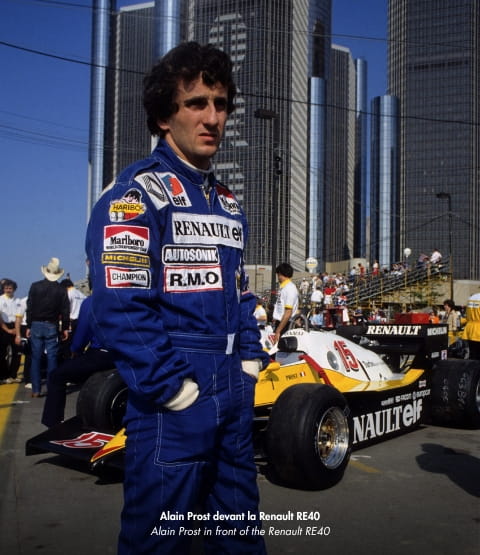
[164,378,199,411]
[273,308,292,344]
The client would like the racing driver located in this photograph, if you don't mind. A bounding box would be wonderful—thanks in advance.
[86,42,269,554]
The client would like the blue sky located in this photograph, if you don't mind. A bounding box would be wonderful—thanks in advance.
[0,0,387,297]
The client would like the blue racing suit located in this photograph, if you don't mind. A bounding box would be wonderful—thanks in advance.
[86,139,269,554]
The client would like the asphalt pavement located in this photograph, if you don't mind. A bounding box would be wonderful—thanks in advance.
[0,379,479,555]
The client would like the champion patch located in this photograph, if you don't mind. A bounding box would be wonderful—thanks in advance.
[105,266,151,288]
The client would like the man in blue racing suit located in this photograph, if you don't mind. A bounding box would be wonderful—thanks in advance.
[86,42,269,554]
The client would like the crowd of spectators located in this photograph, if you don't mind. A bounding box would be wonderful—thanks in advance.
[252,247,460,334]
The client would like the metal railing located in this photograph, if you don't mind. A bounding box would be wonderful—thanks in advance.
[345,257,451,307]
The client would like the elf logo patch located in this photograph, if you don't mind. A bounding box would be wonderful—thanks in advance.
[158,172,192,207]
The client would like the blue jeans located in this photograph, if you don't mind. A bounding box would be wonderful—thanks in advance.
[29,321,59,394]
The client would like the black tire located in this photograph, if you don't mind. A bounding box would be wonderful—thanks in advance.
[431,359,480,428]
[76,368,127,433]
[447,339,468,359]
[265,384,351,490]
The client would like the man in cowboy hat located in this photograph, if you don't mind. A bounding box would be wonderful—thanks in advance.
[26,258,70,397]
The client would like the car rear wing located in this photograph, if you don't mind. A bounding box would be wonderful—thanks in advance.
[357,323,448,367]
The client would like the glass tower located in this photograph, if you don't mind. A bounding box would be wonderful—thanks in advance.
[370,95,399,269]
[324,44,356,263]
[354,58,368,259]
[388,0,480,280]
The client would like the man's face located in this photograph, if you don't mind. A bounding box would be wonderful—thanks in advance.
[3,285,14,297]
[158,77,229,170]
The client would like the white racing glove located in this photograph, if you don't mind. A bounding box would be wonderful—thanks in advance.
[241,359,263,381]
[164,378,199,411]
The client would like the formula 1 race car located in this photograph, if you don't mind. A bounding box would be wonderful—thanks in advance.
[26,320,480,490]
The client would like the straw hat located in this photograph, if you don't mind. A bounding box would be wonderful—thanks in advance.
[41,257,65,282]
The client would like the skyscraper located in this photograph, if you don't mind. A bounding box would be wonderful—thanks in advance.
[91,1,187,195]
[354,58,368,259]
[324,44,356,262]
[370,95,399,269]
[388,0,480,280]
[103,2,156,186]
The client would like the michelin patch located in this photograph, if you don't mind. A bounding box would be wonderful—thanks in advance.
[101,253,151,268]
[109,189,146,222]
[105,266,151,288]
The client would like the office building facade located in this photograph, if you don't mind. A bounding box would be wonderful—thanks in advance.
[354,58,368,259]
[324,44,356,263]
[388,0,480,280]
[370,95,400,269]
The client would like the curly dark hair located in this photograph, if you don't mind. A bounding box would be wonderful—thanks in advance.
[443,299,455,310]
[143,42,236,137]
[2,278,17,291]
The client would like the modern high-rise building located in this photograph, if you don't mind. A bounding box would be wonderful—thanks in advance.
[370,95,399,269]
[354,58,368,259]
[324,44,356,263]
[388,0,480,280]
[188,1,310,273]
[103,2,156,186]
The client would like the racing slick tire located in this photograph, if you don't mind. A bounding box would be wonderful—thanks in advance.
[265,383,351,490]
[76,368,127,433]
[431,359,480,428]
